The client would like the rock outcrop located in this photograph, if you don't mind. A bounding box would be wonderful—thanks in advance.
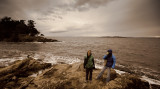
[26,63,149,89]
[0,58,156,89]
[0,58,51,89]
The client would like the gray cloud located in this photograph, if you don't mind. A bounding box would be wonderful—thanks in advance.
[0,0,160,37]
[0,0,51,19]
[126,0,160,26]
[75,0,109,7]
[72,0,111,11]
[50,30,68,33]
[0,0,110,19]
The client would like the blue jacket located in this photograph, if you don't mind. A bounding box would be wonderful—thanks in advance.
[103,54,116,68]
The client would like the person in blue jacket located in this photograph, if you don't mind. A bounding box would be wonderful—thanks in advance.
[96,49,116,82]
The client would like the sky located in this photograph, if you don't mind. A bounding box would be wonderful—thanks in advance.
[0,0,160,37]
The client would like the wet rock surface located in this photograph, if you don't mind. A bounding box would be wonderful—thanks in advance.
[0,59,158,89]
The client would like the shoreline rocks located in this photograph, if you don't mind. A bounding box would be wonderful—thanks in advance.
[0,58,51,89]
[1,35,59,42]
[0,58,159,89]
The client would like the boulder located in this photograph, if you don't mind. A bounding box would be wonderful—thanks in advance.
[105,74,149,89]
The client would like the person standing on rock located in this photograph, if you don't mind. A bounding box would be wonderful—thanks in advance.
[96,49,116,82]
[84,50,95,83]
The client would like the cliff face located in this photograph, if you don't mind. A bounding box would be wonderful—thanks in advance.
[0,58,152,89]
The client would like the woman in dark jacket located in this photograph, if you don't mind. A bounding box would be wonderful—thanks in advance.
[84,50,95,82]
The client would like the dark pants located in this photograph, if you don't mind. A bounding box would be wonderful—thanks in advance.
[86,68,93,80]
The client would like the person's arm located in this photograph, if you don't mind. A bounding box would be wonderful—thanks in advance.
[92,57,95,69]
[103,55,107,66]
[112,55,116,68]
[103,55,107,59]
[84,56,86,69]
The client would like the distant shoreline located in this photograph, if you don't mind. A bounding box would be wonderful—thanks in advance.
[48,36,160,39]
[100,36,160,39]
[0,36,59,42]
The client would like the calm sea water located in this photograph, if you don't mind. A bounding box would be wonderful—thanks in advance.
[0,37,160,82]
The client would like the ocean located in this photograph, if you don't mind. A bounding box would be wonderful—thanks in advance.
[0,37,160,85]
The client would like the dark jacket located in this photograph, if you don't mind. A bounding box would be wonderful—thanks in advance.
[103,55,113,67]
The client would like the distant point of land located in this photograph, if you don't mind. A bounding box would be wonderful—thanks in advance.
[100,36,127,38]
[0,16,58,42]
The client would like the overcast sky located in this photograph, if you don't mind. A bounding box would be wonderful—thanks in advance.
[0,0,160,37]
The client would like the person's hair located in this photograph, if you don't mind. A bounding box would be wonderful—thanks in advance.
[87,50,91,58]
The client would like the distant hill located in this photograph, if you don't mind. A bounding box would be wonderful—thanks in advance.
[100,36,160,39]
[100,36,127,38]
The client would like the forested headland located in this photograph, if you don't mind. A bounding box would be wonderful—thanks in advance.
[0,16,57,42]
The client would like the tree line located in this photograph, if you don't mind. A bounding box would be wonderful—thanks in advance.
[0,16,43,42]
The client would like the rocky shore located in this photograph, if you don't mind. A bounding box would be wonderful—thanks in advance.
[0,58,159,89]
[1,35,58,42]
[17,35,59,42]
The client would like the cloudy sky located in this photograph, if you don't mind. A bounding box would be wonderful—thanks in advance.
[0,0,160,37]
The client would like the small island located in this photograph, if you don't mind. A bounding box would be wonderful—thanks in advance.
[0,17,58,42]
